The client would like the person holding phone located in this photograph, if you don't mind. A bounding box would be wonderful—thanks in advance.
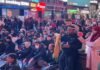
[59,26,82,70]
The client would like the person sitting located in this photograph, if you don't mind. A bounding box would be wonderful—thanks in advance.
[4,36,15,54]
[46,43,56,64]
[28,41,48,70]
[0,53,21,70]
[16,41,33,62]
[43,35,53,48]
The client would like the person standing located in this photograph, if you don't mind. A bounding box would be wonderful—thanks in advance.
[0,53,21,70]
[59,26,82,70]
[86,26,100,70]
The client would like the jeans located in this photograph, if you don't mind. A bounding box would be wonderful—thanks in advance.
[59,52,80,70]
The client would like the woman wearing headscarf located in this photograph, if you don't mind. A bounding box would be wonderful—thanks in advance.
[86,26,100,70]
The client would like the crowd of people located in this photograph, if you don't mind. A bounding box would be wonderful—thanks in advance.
[0,15,100,70]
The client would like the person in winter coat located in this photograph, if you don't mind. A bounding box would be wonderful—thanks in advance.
[4,36,15,54]
[59,26,82,70]
[16,40,33,64]
[0,53,21,70]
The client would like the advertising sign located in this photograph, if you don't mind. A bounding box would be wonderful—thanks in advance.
[6,0,20,5]
[30,3,37,7]
[67,9,78,14]
[6,0,29,6]
[32,0,39,3]
[68,0,90,7]
[20,1,29,6]
[36,2,46,11]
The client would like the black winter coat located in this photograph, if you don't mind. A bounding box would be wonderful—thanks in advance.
[0,63,21,70]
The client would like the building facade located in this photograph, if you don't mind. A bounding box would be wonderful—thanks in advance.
[89,0,98,17]
[40,0,65,18]
[0,0,30,17]
[67,0,90,7]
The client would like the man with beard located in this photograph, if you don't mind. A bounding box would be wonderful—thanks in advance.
[59,25,82,70]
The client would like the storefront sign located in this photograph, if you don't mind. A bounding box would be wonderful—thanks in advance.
[20,1,29,6]
[36,2,46,11]
[37,2,46,9]
[0,5,29,9]
[6,0,29,6]
[32,0,39,3]
[68,0,90,7]
[67,9,79,14]
[6,0,20,5]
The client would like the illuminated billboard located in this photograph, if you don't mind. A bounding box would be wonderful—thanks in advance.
[68,0,90,7]
[32,0,39,3]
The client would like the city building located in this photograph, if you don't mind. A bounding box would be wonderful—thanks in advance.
[89,0,98,17]
[67,0,90,7]
[0,0,30,17]
[66,0,90,14]
[60,0,90,17]
[39,0,65,18]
